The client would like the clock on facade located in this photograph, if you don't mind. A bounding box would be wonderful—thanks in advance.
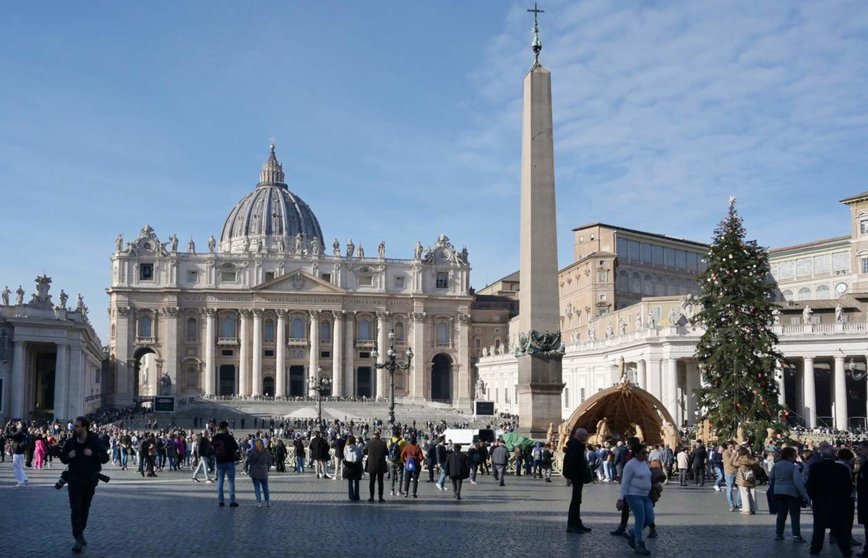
[836,282,848,296]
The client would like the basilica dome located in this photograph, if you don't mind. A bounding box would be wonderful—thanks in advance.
[220,145,324,254]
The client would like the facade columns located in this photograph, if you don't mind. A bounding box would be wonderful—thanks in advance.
[803,357,816,428]
[204,309,216,396]
[776,362,785,408]
[411,313,426,400]
[636,359,647,391]
[68,347,84,418]
[163,307,179,390]
[239,310,250,396]
[376,312,388,399]
[308,310,320,397]
[646,358,661,402]
[666,358,679,426]
[54,343,69,420]
[834,355,848,430]
[684,361,699,426]
[275,310,286,398]
[251,309,263,397]
[11,341,26,418]
[332,311,344,397]
[344,313,355,397]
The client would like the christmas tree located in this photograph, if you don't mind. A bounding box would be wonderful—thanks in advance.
[693,197,784,443]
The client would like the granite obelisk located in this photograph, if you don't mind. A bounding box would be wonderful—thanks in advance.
[516,4,565,436]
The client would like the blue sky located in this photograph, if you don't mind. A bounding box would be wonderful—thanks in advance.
[2,1,867,340]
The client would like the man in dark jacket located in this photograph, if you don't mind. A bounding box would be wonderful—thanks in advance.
[309,431,331,479]
[365,430,388,502]
[491,439,510,487]
[60,416,109,553]
[692,442,708,486]
[806,445,853,556]
[212,421,240,507]
[564,428,592,534]
[856,441,868,558]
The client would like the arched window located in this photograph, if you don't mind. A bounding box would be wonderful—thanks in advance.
[290,318,305,339]
[797,287,812,301]
[320,320,331,342]
[221,315,236,338]
[436,322,449,346]
[263,319,275,342]
[186,317,197,340]
[782,289,794,301]
[358,318,372,340]
[394,321,405,342]
[139,315,152,337]
[815,285,831,300]
[643,274,653,296]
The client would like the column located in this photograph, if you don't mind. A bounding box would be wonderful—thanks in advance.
[834,355,848,430]
[344,313,355,396]
[275,310,286,398]
[647,358,661,402]
[803,357,816,428]
[11,341,26,418]
[456,313,472,407]
[376,312,388,399]
[308,310,320,397]
[684,361,698,426]
[54,343,69,420]
[636,360,647,391]
[68,347,84,418]
[164,307,179,390]
[239,310,250,396]
[666,358,679,426]
[776,362,785,408]
[251,309,263,397]
[411,312,426,400]
[332,311,344,397]
[204,309,216,396]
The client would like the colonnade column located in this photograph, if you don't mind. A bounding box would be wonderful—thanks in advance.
[411,312,426,400]
[776,362,785,408]
[204,309,216,396]
[164,307,179,391]
[344,313,355,397]
[308,310,320,397]
[332,311,344,397]
[251,309,263,397]
[239,310,250,396]
[376,312,388,399]
[803,357,816,428]
[834,355,848,430]
[275,310,286,398]
[54,343,69,420]
[11,341,26,418]
[636,360,647,391]
[68,347,84,418]
[666,358,679,426]
[647,358,661,402]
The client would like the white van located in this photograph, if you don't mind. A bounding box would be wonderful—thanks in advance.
[441,428,497,450]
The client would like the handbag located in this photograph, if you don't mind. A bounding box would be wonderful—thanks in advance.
[766,478,777,514]
[342,460,357,480]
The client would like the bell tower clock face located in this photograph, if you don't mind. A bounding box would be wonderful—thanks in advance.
[836,282,847,296]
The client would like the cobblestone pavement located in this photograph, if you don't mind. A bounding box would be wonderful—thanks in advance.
[0,460,836,558]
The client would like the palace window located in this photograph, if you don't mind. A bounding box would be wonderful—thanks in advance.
[265,271,275,282]
[861,219,868,235]
[358,318,372,340]
[394,321,405,342]
[138,315,152,337]
[290,318,305,339]
[263,319,275,342]
[139,264,154,281]
[320,320,331,342]
[221,263,237,283]
[322,273,331,283]
[221,315,236,338]
[186,270,198,284]
[358,267,373,287]
[436,272,449,289]
[862,258,868,274]
[597,270,609,283]
[833,252,849,273]
[436,322,449,347]
[394,275,405,289]
[185,317,197,341]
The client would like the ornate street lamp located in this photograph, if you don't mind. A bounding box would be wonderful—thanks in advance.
[847,357,867,381]
[372,329,413,427]
[310,367,332,431]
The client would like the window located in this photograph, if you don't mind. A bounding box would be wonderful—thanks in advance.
[320,351,331,359]
[263,319,275,342]
[580,388,586,403]
[797,258,812,277]
[320,320,331,342]
[436,272,449,289]
[221,315,236,337]
[814,255,831,274]
[265,271,275,282]
[816,285,831,299]
[139,264,153,281]
[862,258,868,274]
[221,349,234,357]
[185,317,197,341]
[394,321,405,341]
[663,248,675,267]
[675,250,687,270]
[861,219,868,235]
[221,263,236,283]
[833,252,849,273]
[290,318,305,339]
[616,238,628,257]
[138,315,152,337]
[779,261,795,279]
[652,245,663,266]
[628,240,640,262]
[436,322,449,346]
[186,270,198,284]
[394,275,405,289]
[797,287,812,301]
[358,273,373,287]
[322,273,331,283]
[358,318,372,340]
[597,270,609,283]
[686,252,698,273]
[641,243,652,264]
[264,349,274,357]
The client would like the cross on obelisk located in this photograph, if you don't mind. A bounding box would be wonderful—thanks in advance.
[527,3,544,65]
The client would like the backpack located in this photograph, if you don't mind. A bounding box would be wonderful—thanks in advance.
[388,441,400,462]
[212,438,226,460]
[405,456,418,473]
[742,468,755,483]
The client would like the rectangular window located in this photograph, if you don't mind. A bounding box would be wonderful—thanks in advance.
[221,269,236,282]
[686,252,698,273]
[790,317,801,325]
[264,350,274,357]
[663,248,675,267]
[616,237,628,257]
[359,351,371,359]
[779,261,795,279]
[861,258,868,274]
[321,273,331,283]
[436,272,449,289]
[320,351,330,359]
[394,276,405,289]
[221,349,234,357]
[641,243,652,264]
[139,263,153,281]
[358,274,373,287]
[186,270,198,284]
[628,240,640,262]
[580,387,586,403]
[265,271,275,281]
[813,255,831,274]
[797,258,812,277]
[564,387,569,408]
[861,219,868,235]
[833,252,850,273]
[675,250,687,270]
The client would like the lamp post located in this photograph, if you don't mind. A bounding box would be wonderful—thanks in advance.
[310,367,332,431]
[372,329,413,427]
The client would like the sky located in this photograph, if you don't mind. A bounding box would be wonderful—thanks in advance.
[1,1,867,341]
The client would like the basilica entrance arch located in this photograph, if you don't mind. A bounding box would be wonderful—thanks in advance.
[431,354,452,403]
[263,376,275,397]
[356,367,373,398]
[133,347,157,398]
[218,364,236,396]
[289,366,305,397]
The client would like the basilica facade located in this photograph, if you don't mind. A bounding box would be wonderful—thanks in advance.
[107,146,474,408]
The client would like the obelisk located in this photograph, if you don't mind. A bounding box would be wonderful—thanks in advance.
[516,4,565,437]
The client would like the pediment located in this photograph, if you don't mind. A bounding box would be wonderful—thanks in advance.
[254,270,345,294]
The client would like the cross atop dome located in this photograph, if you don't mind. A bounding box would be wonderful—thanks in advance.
[259,143,285,186]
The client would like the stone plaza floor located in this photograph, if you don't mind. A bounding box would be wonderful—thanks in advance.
[0,460,845,558]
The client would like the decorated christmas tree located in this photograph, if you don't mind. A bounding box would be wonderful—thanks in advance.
[693,197,784,443]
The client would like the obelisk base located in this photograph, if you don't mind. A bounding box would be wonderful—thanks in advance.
[516,354,565,438]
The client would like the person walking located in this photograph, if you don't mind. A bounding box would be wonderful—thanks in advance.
[733,446,759,514]
[212,421,240,507]
[7,420,29,487]
[59,417,109,554]
[388,428,406,496]
[445,443,470,500]
[248,438,272,508]
[769,446,808,543]
[365,430,387,502]
[192,431,213,483]
[491,440,509,487]
[400,435,424,498]
[722,441,742,511]
[617,444,654,556]
[806,444,853,556]
[691,442,708,487]
[563,428,592,534]
[676,447,689,487]
[343,435,363,501]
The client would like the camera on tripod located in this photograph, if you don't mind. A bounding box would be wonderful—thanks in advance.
[55,470,111,490]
